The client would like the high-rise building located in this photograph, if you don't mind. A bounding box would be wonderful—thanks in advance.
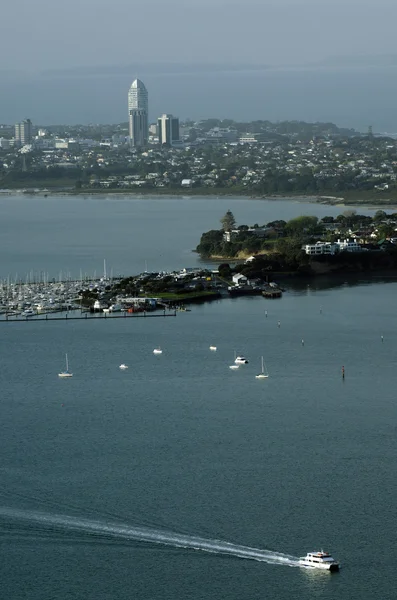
[15,119,32,145]
[157,114,179,146]
[128,79,148,147]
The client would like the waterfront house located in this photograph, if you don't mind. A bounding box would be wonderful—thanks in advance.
[336,238,361,252]
[303,242,337,256]
[303,238,361,255]
[232,273,248,285]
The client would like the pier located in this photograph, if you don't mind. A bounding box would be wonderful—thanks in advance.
[0,309,176,323]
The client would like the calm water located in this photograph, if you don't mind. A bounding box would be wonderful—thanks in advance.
[0,194,377,280]
[1,196,396,599]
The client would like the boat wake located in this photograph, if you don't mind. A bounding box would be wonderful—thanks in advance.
[0,506,299,567]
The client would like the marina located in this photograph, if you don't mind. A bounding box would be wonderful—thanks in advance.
[0,275,177,322]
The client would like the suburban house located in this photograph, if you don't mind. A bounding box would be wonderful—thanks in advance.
[303,239,362,256]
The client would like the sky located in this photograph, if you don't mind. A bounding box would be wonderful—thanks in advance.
[1,0,397,129]
[1,0,397,72]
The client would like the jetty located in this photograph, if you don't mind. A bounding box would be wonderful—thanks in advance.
[1,309,176,323]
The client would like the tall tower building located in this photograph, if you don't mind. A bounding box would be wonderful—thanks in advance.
[158,114,180,146]
[128,79,148,147]
[15,119,32,145]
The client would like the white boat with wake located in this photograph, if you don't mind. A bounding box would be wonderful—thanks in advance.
[299,550,339,571]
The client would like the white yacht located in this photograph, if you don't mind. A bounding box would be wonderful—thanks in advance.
[153,347,163,355]
[58,354,73,378]
[209,346,217,351]
[299,551,339,571]
[235,356,249,365]
[255,356,269,379]
[119,364,128,370]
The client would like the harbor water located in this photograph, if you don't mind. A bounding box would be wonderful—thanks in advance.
[0,195,396,599]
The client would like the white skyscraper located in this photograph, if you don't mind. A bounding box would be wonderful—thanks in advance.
[128,79,148,147]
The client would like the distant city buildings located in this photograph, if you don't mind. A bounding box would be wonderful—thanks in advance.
[15,119,32,145]
[157,114,179,146]
[128,79,148,147]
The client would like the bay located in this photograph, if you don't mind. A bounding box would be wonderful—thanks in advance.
[0,195,396,600]
[0,194,376,280]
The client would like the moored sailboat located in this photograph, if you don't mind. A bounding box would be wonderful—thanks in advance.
[58,353,73,378]
[255,356,269,379]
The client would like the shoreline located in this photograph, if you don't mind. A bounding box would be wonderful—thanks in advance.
[2,187,397,209]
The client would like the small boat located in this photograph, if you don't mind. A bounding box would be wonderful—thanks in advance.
[209,346,217,351]
[299,551,340,572]
[153,347,163,355]
[235,355,249,365]
[229,365,239,370]
[255,356,269,379]
[58,353,73,378]
[119,364,128,370]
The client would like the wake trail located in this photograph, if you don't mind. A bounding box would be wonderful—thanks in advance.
[0,506,299,567]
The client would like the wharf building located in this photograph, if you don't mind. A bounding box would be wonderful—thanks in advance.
[15,119,32,145]
[157,114,179,146]
[128,79,148,147]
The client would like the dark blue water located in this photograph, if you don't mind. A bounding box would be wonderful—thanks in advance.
[1,197,396,599]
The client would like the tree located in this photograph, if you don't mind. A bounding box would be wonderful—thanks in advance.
[220,209,236,232]
[373,210,387,223]
[376,224,395,239]
[218,263,232,279]
[285,215,319,236]
[343,209,357,218]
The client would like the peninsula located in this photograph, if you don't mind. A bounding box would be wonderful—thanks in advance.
[196,209,397,276]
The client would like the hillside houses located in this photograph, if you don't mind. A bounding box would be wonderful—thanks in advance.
[2,120,397,194]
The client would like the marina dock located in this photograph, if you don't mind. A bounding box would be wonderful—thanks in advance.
[0,310,176,323]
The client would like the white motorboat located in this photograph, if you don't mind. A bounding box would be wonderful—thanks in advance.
[235,355,249,365]
[299,551,339,572]
[229,364,239,370]
[255,356,269,379]
[119,364,128,370]
[209,346,217,351]
[153,347,163,355]
[58,353,73,378]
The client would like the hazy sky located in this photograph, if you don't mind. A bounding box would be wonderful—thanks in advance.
[1,0,397,72]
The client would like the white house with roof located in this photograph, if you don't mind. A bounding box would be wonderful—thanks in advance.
[303,239,361,255]
[303,242,337,256]
[336,238,361,252]
[232,273,248,286]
